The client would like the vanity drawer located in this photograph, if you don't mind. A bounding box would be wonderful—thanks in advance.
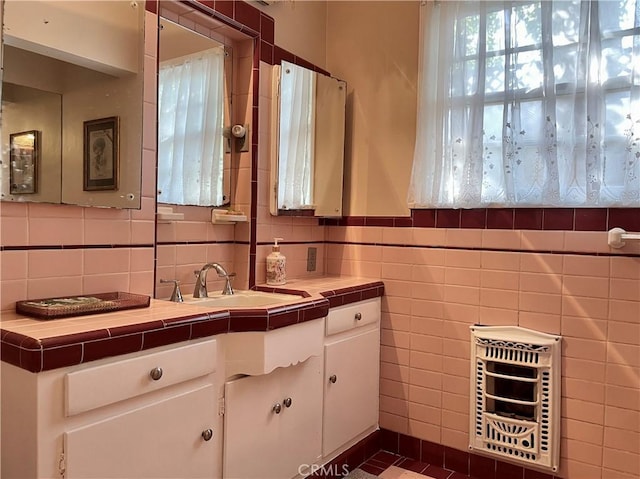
[65,339,217,416]
[326,298,380,336]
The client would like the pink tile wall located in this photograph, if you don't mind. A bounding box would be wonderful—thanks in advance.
[327,226,640,479]
[0,12,159,311]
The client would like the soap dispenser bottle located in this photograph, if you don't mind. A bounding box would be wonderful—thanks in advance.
[266,237,286,285]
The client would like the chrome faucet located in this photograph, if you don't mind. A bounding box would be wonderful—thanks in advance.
[193,262,235,298]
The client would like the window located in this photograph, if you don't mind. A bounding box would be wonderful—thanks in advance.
[408,0,640,208]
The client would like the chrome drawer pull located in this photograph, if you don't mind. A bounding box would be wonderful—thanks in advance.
[329,374,337,384]
[283,397,292,408]
[201,429,214,441]
[273,403,282,414]
[355,312,362,320]
[149,367,163,381]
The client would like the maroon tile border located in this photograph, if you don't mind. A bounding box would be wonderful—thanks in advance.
[304,430,381,478]
[320,282,385,308]
[379,428,558,479]
[2,282,383,372]
[320,208,640,233]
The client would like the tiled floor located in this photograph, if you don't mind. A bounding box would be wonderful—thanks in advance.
[358,451,471,479]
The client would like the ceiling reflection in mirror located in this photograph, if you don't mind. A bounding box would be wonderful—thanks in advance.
[157,18,232,208]
[1,0,145,209]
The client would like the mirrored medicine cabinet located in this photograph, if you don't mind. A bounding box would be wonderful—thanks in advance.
[1,0,145,209]
[270,60,347,218]
[156,17,233,208]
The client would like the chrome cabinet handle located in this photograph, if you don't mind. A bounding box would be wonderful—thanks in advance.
[355,312,362,320]
[149,367,163,381]
[283,397,292,408]
[201,429,214,441]
[329,374,337,384]
[273,403,282,414]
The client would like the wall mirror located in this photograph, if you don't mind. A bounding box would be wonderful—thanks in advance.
[1,0,145,209]
[270,60,346,217]
[157,17,232,208]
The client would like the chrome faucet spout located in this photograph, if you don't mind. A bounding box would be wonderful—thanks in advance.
[193,262,235,298]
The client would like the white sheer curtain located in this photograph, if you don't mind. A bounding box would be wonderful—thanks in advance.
[409,0,640,208]
[277,61,317,210]
[158,47,226,206]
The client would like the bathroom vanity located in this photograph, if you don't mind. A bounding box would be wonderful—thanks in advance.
[0,278,383,479]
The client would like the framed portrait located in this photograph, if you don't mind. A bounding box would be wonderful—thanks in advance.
[83,116,119,191]
[9,130,40,195]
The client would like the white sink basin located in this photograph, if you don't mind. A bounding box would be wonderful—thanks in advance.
[182,290,301,308]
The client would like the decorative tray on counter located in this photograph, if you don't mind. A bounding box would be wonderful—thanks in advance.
[16,292,151,320]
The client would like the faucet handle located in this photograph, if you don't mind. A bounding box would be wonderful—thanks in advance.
[160,279,184,303]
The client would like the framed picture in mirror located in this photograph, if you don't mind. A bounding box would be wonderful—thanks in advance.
[9,130,40,195]
[83,116,119,191]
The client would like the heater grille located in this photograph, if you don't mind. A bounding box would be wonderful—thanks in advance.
[470,326,561,472]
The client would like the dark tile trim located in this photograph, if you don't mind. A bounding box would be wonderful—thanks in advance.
[2,283,383,372]
[320,208,640,233]
[379,429,558,479]
[145,0,158,13]
[304,430,382,479]
[0,244,154,252]
[320,282,386,308]
[255,240,323,247]
[156,240,236,246]
[325,240,640,259]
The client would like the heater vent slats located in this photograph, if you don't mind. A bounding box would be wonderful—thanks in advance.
[470,326,561,473]
[485,392,538,407]
[485,370,539,383]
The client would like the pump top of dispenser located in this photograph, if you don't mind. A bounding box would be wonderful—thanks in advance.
[271,237,283,252]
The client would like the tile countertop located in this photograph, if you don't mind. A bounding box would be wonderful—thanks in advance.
[0,277,384,373]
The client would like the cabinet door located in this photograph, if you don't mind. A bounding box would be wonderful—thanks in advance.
[64,385,217,478]
[279,356,323,472]
[323,328,380,456]
[224,356,322,479]
[223,369,282,479]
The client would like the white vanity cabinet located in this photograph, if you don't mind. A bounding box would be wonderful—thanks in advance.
[322,297,381,458]
[1,289,383,479]
[1,338,221,479]
[223,355,323,479]
[64,384,216,478]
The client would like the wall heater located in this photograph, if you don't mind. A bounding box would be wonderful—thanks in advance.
[469,326,561,473]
